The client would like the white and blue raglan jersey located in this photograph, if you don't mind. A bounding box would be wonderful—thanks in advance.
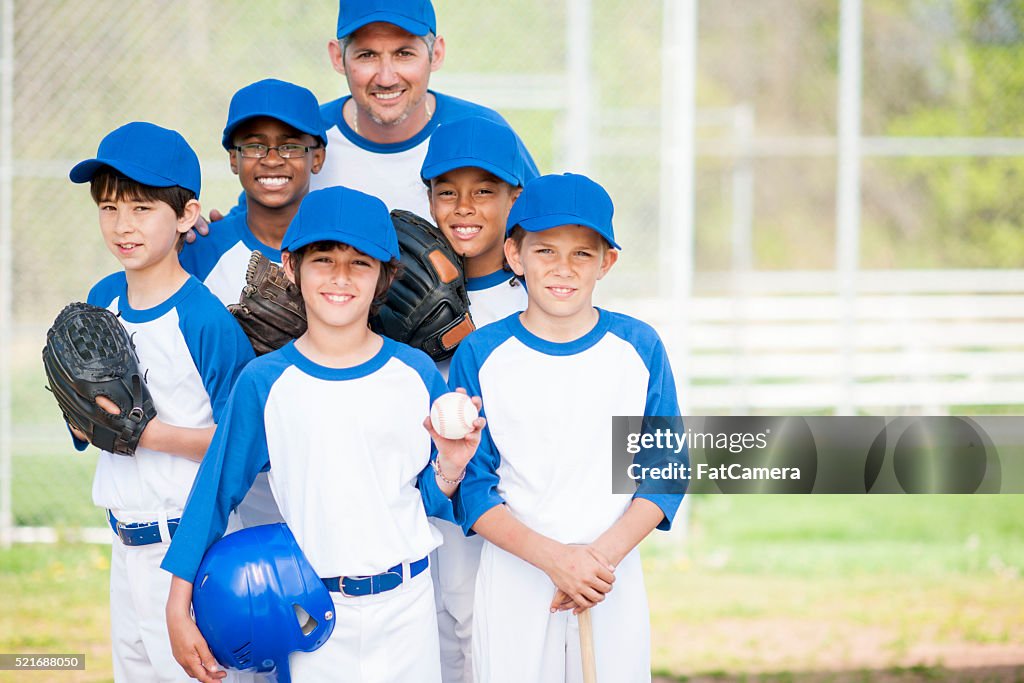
[466,270,527,330]
[179,211,288,526]
[83,273,255,515]
[178,211,281,307]
[162,338,457,583]
[438,269,528,380]
[315,91,540,219]
[449,309,684,543]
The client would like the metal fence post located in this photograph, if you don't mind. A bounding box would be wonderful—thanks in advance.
[566,0,593,173]
[836,0,863,416]
[659,0,697,409]
[1,0,15,548]
[658,0,698,552]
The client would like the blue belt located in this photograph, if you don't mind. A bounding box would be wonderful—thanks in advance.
[107,510,180,546]
[322,556,429,597]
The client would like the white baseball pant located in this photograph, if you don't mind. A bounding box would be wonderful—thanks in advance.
[472,543,651,683]
[289,567,442,683]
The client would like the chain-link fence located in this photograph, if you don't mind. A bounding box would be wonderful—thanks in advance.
[2,0,1023,538]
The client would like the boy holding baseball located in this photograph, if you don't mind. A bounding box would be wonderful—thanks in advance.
[419,114,534,682]
[67,122,255,682]
[178,78,326,528]
[163,186,484,683]
[449,173,684,682]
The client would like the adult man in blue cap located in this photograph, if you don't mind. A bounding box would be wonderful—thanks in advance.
[194,1,535,242]
[314,0,538,219]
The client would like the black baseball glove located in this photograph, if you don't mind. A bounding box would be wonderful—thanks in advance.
[229,251,307,355]
[371,210,475,361]
[42,302,157,456]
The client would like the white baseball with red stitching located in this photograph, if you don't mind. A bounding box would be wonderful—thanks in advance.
[430,392,479,440]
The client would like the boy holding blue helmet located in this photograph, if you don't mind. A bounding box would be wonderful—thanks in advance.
[449,174,685,682]
[68,122,255,683]
[164,186,485,683]
[179,78,327,530]
[419,114,534,682]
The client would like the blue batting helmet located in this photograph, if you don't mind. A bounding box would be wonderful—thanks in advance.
[192,524,335,683]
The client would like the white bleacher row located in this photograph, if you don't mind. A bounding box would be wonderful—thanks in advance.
[609,270,1024,412]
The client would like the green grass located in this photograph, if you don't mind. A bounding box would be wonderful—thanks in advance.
[2,496,1023,681]
[645,496,1024,679]
[10,335,59,426]
[12,452,100,528]
[678,496,1024,576]
[9,336,106,529]
[0,544,112,683]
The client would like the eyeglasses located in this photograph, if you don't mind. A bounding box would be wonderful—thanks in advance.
[234,143,319,159]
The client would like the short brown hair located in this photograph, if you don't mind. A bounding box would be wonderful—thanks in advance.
[507,225,528,252]
[506,224,612,253]
[287,241,402,317]
[89,168,196,252]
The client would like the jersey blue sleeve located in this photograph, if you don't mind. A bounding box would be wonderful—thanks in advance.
[320,97,344,130]
[86,272,126,308]
[397,346,457,523]
[178,212,243,281]
[447,339,505,535]
[211,192,248,223]
[177,285,255,422]
[632,330,685,531]
[160,363,277,583]
[67,423,89,452]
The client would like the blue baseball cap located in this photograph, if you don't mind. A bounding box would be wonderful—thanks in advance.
[282,186,400,262]
[336,0,436,39]
[421,116,528,187]
[506,173,620,249]
[222,79,327,150]
[69,122,201,198]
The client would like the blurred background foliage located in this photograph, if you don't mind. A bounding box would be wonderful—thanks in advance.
[6,0,1023,320]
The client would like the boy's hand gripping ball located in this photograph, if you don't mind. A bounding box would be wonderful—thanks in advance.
[430,392,479,440]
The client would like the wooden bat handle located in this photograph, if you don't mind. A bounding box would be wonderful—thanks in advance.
[579,608,597,683]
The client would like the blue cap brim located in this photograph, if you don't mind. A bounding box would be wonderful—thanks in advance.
[284,230,395,262]
[512,213,622,250]
[421,158,521,187]
[222,113,328,150]
[338,12,432,38]
[69,158,189,191]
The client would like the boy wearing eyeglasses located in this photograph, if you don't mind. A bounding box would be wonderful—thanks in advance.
[179,78,326,308]
[179,78,326,529]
